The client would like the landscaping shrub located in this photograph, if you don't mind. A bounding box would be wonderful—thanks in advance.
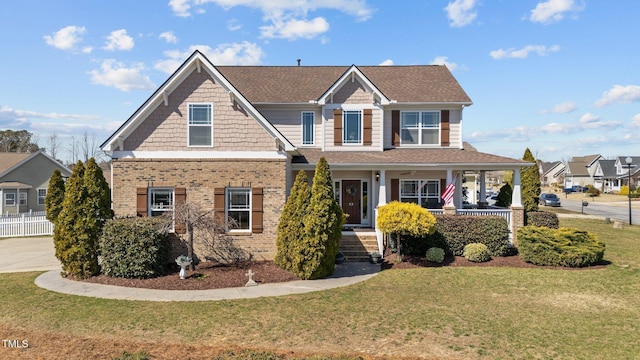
[463,243,491,263]
[495,183,512,208]
[378,201,437,257]
[425,247,445,263]
[586,186,601,197]
[434,215,509,256]
[620,185,630,196]
[275,170,310,271]
[521,148,541,212]
[517,226,605,267]
[99,217,170,278]
[401,232,450,256]
[526,211,559,228]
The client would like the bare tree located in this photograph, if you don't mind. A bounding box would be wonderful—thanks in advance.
[48,133,60,160]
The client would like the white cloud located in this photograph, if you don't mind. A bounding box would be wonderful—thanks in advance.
[530,0,585,24]
[594,85,640,107]
[43,25,86,50]
[169,0,191,17]
[261,17,329,40]
[543,101,577,114]
[489,44,560,59]
[444,0,478,27]
[82,46,93,54]
[89,60,155,92]
[430,56,458,71]
[579,113,599,124]
[103,29,134,51]
[0,105,99,122]
[379,59,393,66]
[228,19,242,31]
[154,42,265,74]
[159,31,178,44]
[631,114,640,128]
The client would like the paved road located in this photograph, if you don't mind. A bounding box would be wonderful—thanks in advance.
[555,199,640,224]
[0,236,61,273]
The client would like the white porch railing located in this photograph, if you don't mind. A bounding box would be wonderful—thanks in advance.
[0,213,54,237]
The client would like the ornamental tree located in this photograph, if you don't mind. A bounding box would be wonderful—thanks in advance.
[275,170,311,271]
[521,148,541,212]
[299,157,344,280]
[377,201,437,258]
[45,169,65,223]
[83,158,113,242]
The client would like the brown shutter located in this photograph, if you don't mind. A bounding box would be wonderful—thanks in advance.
[441,110,450,147]
[363,108,372,146]
[213,188,227,223]
[391,110,400,146]
[174,187,186,234]
[440,179,446,205]
[136,188,147,217]
[391,179,399,202]
[333,109,343,146]
[252,187,264,233]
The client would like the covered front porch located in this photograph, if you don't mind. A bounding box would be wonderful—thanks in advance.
[291,148,532,257]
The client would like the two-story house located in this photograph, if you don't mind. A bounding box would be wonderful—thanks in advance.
[101,50,530,261]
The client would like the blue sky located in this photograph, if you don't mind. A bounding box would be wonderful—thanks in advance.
[1,0,639,164]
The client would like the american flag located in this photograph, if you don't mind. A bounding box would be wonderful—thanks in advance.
[441,176,456,205]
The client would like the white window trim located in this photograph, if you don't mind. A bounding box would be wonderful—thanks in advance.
[19,192,27,206]
[37,189,47,205]
[187,102,213,148]
[399,179,441,206]
[148,188,175,231]
[342,110,363,145]
[225,188,252,233]
[301,111,315,146]
[5,193,15,206]
[399,111,441,146]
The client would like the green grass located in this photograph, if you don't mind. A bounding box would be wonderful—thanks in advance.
[1,218,640,359]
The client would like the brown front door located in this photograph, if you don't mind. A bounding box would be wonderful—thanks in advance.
[342,180,361,224]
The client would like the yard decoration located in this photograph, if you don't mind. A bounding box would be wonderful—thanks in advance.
[521,148,541,212]
[377,201,437,260]
[275,170,311,271]
[175,255,192,279]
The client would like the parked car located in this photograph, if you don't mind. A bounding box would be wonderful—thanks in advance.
[539,193,561,207]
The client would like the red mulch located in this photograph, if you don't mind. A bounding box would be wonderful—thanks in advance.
[79,254,608,290]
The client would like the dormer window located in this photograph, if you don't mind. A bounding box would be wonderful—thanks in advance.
[401,111,440,145]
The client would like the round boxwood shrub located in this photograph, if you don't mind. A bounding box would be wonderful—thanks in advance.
[425,247,445,263]
[99,217,170,278]
[463,243,491,263]
[517,226,605,267]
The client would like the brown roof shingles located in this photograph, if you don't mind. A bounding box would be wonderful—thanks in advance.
[217,65,472,104]
[0,152,30,175]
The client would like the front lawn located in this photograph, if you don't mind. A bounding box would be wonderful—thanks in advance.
[1,218,639,359]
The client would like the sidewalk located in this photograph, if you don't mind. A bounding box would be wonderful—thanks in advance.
[35,262,380,302]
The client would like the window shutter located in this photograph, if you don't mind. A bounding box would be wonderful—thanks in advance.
[333,109,343,146]
[136,188,147,217]
[440,179,446,205]
[391,179,399,202]
[214,188,225,220]
[391,110,400,146]
[252,187,263,233]
[174,187,186,234]
[363,108,372,146]
[441,110,450,147]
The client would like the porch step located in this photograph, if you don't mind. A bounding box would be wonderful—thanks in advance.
[339,231,378,262]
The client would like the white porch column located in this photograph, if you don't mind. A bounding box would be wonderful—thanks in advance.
[375,169,387,255]
[479,171,486,200]
[455,171,463,209]
[512,169,522,206]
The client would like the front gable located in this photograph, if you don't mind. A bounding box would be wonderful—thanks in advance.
[318,66,389,106]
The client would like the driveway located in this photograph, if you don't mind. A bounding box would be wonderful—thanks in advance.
[0,236,61,273]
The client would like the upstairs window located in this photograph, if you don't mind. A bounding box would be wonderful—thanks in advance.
[343,110,362,144]
[401,111,440,145]
[188,103,213,146]
[302,112,315,145]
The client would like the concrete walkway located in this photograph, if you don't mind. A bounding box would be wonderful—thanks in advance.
[1,236,379,302]
[35,262,380,302]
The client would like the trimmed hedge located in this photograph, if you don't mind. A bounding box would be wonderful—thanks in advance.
[463,243,491,263]
[99,217,170,278]
[426,247,445,263]
[526,211,559,229]
[433,215,510,256]
[517,226,605,267]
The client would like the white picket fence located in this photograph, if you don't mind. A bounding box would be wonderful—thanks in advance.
[0,212,54,237]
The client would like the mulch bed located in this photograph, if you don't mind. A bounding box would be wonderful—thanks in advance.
[79,254,609,291]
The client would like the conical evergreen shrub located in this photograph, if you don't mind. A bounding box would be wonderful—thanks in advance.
[45,169,65,223]
[84,158,113,242]
[521,148,540,212]
[275,170,310,271]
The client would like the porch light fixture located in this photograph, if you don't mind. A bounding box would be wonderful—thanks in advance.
[376,171,380,182]
[624,156,635,225]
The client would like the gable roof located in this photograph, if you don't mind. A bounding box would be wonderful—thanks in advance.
[566,154,602,176]
[595,159,617,178]
[216,64,472,104]
[0,150,70,179]
[101,50,296,153]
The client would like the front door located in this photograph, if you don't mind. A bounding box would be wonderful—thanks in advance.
[342,180,361,224]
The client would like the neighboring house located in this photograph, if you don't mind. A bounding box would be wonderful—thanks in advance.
[592,159,619,193]
[539,161,565,188]
[564,154,603,190]
[101,50,531,261]
[614,156,640,190]
[0,151,71,215]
